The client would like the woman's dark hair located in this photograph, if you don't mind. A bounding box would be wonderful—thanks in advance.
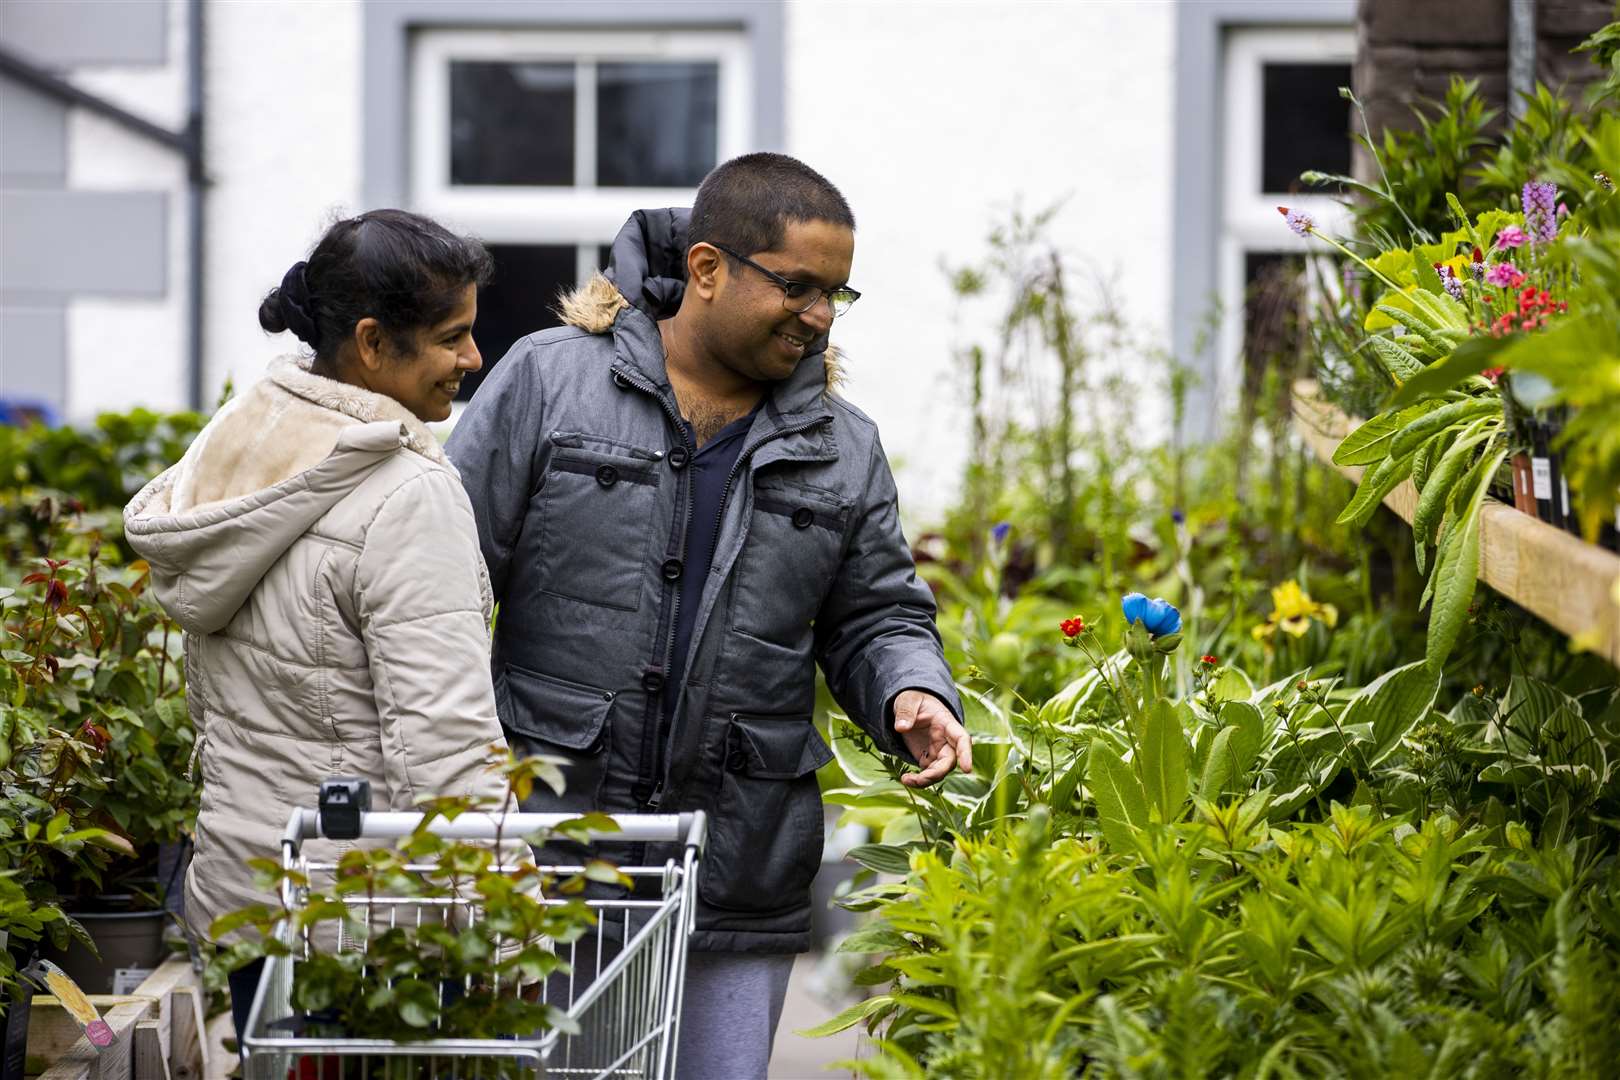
[257,209,494,372]
[687,152,855,258]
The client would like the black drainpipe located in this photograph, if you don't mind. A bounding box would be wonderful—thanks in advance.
[185,0,206,411]
[0,0,207,410]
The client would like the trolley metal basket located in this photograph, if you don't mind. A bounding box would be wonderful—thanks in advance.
[241,807,707,1080]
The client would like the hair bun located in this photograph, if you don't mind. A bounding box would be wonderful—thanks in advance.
[258,288,289,334]
[276,261,321,348]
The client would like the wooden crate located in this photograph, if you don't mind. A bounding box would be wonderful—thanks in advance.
[1293,380,1620,667]
[26,957,208,1080]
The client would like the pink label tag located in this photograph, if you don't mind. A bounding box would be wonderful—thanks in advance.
[86,1019,115,1048]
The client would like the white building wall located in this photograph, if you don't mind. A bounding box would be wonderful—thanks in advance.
[58,0,190,418]
[784,0,1177,518]
[202,0,364,404]
[56,0,1176,523]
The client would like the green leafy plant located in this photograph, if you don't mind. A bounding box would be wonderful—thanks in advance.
[208,752,625,1046]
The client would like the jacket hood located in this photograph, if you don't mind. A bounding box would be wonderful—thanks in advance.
[122,359,446,635]
[557,207,844,392]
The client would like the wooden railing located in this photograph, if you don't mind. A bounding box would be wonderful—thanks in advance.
[1292,380,1620,669]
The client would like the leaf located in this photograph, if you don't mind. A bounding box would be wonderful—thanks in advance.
[1140,701,1188,822]
[1334,402,1445,466]
[1337,449,1415,526]
[847,843,914,875]
[1199,726,1238,799]
[1088,739,1149,853]
[1208,666,1254,704]
[1220,701,1267,766]
[1366,334,1427,382]
[1339,661,1441,766]
[1389,336,1511,407]
[796,994,894,1038]
[831,718,889,786]
[1425,450,1504,667]
[837,923,909,954]
[1376,304,1465,357]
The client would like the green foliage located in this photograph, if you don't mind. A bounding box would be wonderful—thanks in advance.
[208,754,615,1045]
[820,622,1620,1075]
[2,419,200,995]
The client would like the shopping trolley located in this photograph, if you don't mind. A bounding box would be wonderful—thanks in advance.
[240,802,707,1079]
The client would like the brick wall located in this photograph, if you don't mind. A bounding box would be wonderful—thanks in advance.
[1354,0,1612,175]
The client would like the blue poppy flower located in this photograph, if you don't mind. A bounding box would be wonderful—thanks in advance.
[991,521,1011,544]
[1121,592,1182,637]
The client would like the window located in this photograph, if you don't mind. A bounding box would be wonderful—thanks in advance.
[410,29,753,393]
[1215,27,1354,411]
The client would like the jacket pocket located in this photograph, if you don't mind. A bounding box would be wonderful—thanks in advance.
[730,486,849,647]
[497,663,615,812]
[700,713,834,913]
[537,440,662,612]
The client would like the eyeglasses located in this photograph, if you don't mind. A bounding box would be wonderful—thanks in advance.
[712,244,862,318]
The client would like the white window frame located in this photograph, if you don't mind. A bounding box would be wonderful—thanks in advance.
[1216,26,1355,403]
[410,27,753,281]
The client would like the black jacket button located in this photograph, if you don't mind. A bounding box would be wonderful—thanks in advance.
[641,671,665,692]
[661,558,683,581]
[595,464,618,488]
[668,447,690,469]
[791,507,815,529]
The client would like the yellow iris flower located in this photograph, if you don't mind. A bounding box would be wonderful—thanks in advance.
[1252,581,1339,641]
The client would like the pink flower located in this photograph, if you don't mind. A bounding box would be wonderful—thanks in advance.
[1495,226,1526,250]
[1557,202,1570,220]
[1485,263,1526,289]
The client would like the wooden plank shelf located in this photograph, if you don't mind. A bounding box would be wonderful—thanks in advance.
[27,957,207,1080]
[1292,380,1620,669]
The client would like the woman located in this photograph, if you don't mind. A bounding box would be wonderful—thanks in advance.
[123,209,510,1044]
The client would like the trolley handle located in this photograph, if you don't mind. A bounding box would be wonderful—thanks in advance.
[280,807,707,854]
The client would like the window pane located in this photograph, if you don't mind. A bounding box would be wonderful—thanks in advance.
[596,61,718,187]
[461,244,576,401]
[450,61,574,186]
[1261,63,1350,194]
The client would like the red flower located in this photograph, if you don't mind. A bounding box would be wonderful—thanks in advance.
[1482,367,1505,383]
[1472,246,1484,263]
[1200,655,1219,665]
[1060,617,1085,638]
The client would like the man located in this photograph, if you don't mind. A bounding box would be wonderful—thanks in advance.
[448,152,969,1077]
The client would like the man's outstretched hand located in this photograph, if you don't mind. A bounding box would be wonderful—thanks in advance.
[892,690,973,788]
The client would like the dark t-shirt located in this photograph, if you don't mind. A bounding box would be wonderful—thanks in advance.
[663,405,761,720]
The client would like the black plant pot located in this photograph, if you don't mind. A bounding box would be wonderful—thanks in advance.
[2,935,34,1080]
[41,892,168,996]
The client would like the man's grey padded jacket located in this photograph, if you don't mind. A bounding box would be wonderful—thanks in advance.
[447,208,961,952]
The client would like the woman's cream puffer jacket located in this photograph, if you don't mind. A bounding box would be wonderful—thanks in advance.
[124,359,512,940]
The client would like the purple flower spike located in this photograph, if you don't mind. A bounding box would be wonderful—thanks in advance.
[990,521,1011,544]
[1523,180,1558,244]
[1437,264,1464,301]
[1278,206,1314,237]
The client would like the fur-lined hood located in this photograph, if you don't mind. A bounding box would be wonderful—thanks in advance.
[555,207,844,392]
[123,359,450,635]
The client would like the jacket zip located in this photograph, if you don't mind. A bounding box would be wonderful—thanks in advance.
[612,365,695,806]
[647,412,833,807]
[613,364,833,809]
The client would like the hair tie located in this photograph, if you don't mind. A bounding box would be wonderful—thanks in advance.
[278,261,321,349]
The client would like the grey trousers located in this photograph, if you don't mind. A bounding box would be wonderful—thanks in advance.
[675,951,796,1080]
